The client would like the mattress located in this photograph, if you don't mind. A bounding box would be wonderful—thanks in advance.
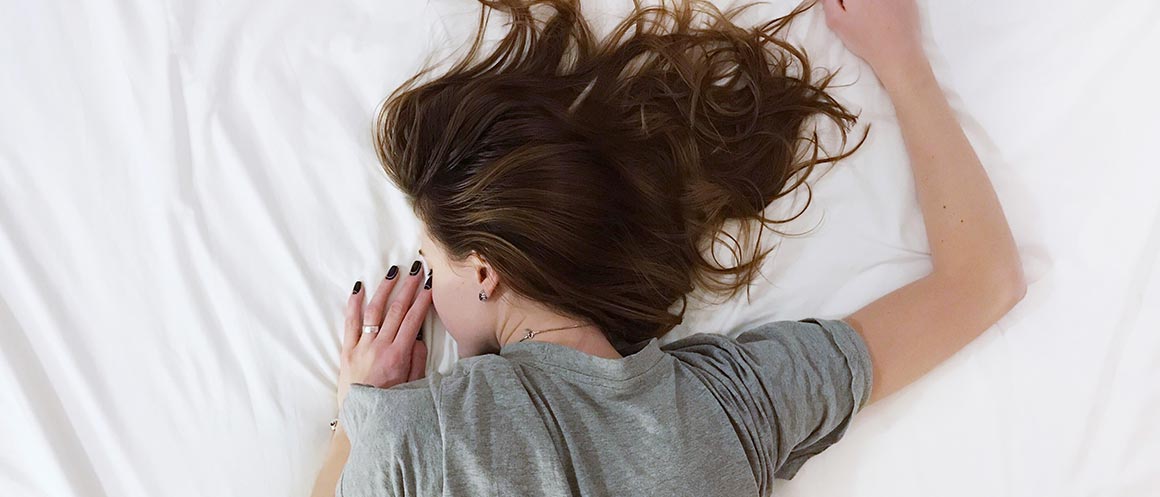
[1,0,1157,496]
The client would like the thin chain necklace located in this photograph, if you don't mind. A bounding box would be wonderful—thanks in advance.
[518,323,589,342]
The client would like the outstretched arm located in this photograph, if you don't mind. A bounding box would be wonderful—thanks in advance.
[821,0,1026,405]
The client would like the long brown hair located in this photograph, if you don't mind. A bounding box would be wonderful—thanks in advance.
[374,0,865,346]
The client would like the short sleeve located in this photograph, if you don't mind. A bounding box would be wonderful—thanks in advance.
[665,317,873,492]
[336,380,444,497]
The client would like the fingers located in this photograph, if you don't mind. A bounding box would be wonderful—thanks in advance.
[396,286,432,346]
[374,260,425,344]
[384,281,433,372]
[363,265,401,329]
[342,281,365,357]
[407,340,428,382]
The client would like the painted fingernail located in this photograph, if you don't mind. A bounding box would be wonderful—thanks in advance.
[423,275,432,290]
[409,260,422,275]
[385,265,398,280]
[352,281,362,294]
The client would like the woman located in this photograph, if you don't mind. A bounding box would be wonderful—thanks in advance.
[312,0,1026,495]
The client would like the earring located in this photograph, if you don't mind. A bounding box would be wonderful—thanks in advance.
[478,290,488,302]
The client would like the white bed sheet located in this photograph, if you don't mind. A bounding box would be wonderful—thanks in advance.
[1,0,1157,496]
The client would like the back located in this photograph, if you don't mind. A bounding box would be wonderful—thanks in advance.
[336,318,873,497]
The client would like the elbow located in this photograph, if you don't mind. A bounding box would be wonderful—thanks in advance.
[1009,282,1027,307]
[988,261,1028,314]
[943,258,1028,315]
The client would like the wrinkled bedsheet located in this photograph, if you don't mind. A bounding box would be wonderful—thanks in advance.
[1,0,1157,496]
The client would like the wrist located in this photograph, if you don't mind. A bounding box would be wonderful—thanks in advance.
[330,423,350,447]
[873,49,935,95]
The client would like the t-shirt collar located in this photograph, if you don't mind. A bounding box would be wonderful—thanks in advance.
[499,336,665,382]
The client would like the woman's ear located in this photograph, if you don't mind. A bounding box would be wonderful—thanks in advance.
[468,251,500,297]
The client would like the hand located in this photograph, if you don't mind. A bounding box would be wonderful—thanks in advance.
[821,0,927,86]
[337,262,431,410]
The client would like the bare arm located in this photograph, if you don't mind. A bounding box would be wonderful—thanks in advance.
[310,428,351,497]
[822,0,1026,405]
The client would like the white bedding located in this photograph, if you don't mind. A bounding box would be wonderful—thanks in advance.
[1,0,1157,496]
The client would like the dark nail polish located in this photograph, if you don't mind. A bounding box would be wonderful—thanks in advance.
[423,275,432,289]
[385,265,399,280]
[351,281,362,294]
[409,260,422,275]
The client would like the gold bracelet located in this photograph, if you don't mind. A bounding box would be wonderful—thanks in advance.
[329,418,339,432]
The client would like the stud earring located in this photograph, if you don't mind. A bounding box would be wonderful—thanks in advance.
[478,290,488,302]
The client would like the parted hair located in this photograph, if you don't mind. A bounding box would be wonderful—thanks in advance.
[374,0,865,346]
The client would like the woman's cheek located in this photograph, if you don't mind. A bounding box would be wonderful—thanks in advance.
[430,282,447,320]
[435,284,490,351]
[430,283,464,337]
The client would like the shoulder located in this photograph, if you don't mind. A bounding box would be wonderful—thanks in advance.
[336,354,538,497]
[337,378,449,497]
[657,318,873,486]
[660,317,872,410]
[340,354,525,429]
[340,380,440,442]
[661,318,866,361]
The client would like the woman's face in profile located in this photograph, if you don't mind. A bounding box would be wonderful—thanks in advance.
[418,225,498,358]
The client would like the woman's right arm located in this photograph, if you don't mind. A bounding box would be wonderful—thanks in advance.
[821,0,1026,405]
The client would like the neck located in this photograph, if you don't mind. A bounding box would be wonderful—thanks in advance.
[495,303,622,359]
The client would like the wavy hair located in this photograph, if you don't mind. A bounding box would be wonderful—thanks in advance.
[374,0,866,345]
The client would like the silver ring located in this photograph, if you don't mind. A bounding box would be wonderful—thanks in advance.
[362,324,380,334]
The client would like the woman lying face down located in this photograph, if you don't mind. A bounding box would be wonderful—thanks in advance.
[312,0,1026,495]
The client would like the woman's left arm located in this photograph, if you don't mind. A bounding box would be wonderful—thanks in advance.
[310,266,432,497]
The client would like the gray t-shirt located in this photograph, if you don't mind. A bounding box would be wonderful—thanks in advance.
[337,317,873,497]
